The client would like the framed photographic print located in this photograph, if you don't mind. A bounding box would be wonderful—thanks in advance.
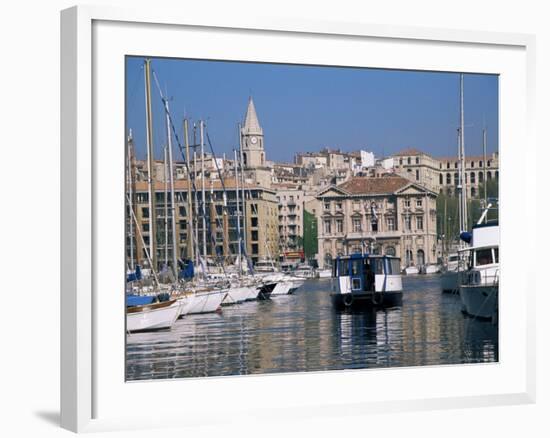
[61,5,536,432]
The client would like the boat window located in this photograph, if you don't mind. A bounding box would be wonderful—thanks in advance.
[493,248,499,263]
[475,248,493,266]
[339,259,349,276]
[385,258,400,275]
[351,259,361,276]
[373,258,385,274]
[332,260,337,277]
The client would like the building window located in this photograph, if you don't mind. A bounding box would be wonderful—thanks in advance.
[251,243,258,254]
[371,219,378,233]
[471,161,474,168]
[446,173,451,184]
[407,157,411,165]
[446,162,450,169]
[439,173,443,185]
[179,220,186,230]
[470,172,475,184]
[143,223,149,232]
[415,170,419,180]
[416,199,422,208]
[324,201,330,211]
[324,220,332,234]
[479,171,484,183]
[404,216,411,231]
[387,217,395,231]
[251,230,258,241]
[353,200,360,211]
[179,206,186,216]
[352,217,362,232]
[416,216,423,230]
[336,201,342,210]
[487,171,492,180]
[142,207,149,218]
[479,160,483,167]
[385,246,396,256]
[399,158,403,165]
[251,217,258,227]
[404,199,411,208]
[454,173,459,186]
[415,157,419,164]
[336,219,343,233]
[471,187,476,197]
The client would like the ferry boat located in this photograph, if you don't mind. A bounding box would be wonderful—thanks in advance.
[458,220,499,321]
[331,253,403,309]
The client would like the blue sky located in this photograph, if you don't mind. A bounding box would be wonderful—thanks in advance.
[126,57,498,163]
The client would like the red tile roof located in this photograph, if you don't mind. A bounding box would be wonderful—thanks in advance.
[337,175,411,195]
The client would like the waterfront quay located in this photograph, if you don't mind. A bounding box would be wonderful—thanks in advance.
[126,275,498,381]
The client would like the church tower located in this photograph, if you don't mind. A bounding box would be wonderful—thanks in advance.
[241,97,265,168]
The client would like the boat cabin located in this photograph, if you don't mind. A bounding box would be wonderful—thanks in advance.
[332,253,402,294]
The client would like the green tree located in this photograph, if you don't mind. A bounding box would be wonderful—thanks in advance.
[303,209,318,262]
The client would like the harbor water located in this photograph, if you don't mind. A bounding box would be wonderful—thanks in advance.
[126,275,498,381]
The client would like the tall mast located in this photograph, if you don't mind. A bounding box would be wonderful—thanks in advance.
[183,119,194,263]
[234,149,242,275]
[238,123,248,253]
[456,128,463,240]
[144,59,157,271]
[164,98,178,278]
[200,120,207,263]
[126,130,135,270]
[459,73,468,233]
[163,145,168,267]
[483,127,488,220]
[193,134,199,268]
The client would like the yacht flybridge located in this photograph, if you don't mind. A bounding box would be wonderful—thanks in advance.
[331,253,403,309]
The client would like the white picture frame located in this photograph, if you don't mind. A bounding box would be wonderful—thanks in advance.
[60,5,536,433]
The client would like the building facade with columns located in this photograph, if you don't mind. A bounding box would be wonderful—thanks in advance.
[315,175,438,270]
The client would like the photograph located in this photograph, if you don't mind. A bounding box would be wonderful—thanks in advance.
[124,57,499,381]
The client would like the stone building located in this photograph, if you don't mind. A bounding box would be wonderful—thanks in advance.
[127,178,279,270]
[273,184,305,261]
[391,148,499,198]
[315,175,438,270]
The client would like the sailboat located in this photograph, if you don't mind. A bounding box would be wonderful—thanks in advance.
[126,59,182,333]
[440,73,469,294]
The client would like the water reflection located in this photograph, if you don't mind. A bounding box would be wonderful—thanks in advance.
[126,276,498,380]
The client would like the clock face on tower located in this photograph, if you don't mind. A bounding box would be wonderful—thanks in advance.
[250,136,257,145]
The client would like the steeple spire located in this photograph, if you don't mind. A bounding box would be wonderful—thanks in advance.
[242,96,263,136]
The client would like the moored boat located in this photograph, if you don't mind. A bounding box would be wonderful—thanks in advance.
[126,299,181,333]
[331,253,403,310]
[458,220,499,321]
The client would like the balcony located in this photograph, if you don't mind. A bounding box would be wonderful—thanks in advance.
[344,230,401,240]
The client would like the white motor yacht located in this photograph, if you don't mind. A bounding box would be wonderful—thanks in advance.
[458,220,499,321]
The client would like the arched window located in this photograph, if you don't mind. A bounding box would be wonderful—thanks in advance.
[243,153,247,166]
[446,162,450,169]
[471,161,474,168]
[385,246,396,256]
[416,249,425,266]
[479,160,483,167]
[454,162,458,169]
[446,173,451,184]
[496,171,499,180]
[415,157,419,164]
[470,172,475,184]
[471,187,476,197]
[487,171,492,180]
[454,173,459,186]
[439,173,443,185]
[407,157,411,165]
[478,171,484,183]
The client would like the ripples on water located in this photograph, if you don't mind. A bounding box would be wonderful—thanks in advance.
[126,276,498,380]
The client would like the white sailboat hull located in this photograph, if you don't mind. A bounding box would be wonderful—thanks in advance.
[126,301,180,333]
[176,294,196,317]
[405,266,419,275]
[270,281,292,296]
[187,290,226,314]
[318,269,332,278]
[222,286,255,305]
